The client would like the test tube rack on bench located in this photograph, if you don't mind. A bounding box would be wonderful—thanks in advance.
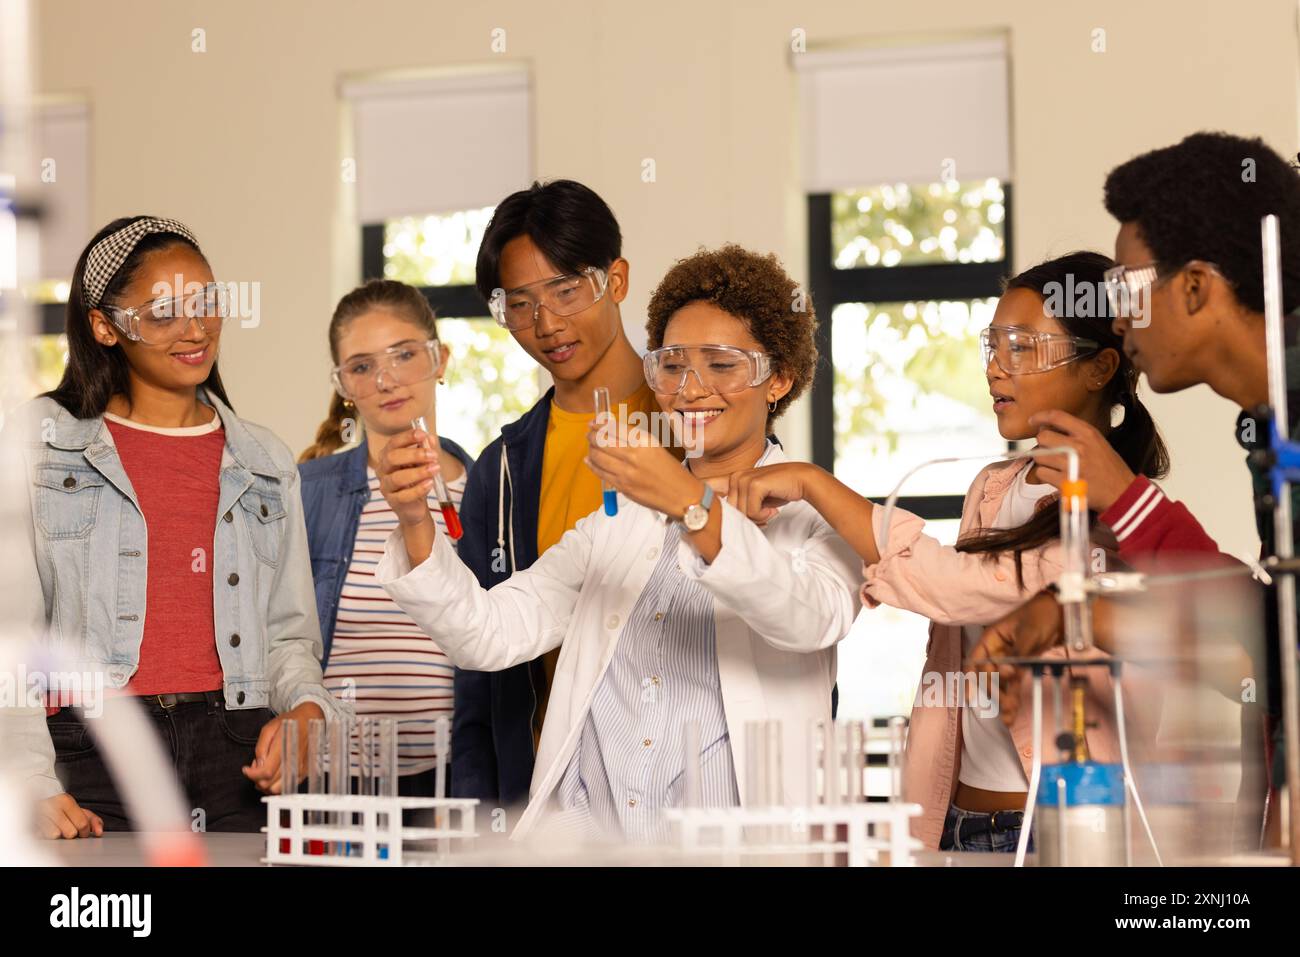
[262,793,479,867]
[663,718,923,866]
[261,713,479,867]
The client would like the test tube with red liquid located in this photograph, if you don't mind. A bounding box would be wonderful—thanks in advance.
[411,416,462,539]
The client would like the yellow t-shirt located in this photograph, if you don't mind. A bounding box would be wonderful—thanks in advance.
[532,382,664,741]
[537,381,662,555]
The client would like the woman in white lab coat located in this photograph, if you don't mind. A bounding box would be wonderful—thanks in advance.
[374,245,861,840]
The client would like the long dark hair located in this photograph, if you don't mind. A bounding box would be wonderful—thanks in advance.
[42,215,234,418]
[955,250,1170,587]
[298,279,440,462]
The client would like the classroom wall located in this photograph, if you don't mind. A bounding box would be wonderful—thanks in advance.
[35,0,1300,556]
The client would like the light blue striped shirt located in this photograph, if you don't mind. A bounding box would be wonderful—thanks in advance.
[553,442,778,842]
[555,521,737,843]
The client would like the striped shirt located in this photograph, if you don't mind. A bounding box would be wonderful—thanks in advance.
[553,521,741,844]
[323,465,465,776]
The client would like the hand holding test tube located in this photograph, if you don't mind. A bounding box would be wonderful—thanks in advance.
[411,416,462,539]
[593,387,618,516]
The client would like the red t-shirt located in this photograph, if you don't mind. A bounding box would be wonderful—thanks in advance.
[104,412,227,696]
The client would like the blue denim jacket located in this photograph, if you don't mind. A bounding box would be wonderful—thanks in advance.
[3,388,345,800]
[298,437,475,668]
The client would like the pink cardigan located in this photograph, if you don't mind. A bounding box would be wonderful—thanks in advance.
[862,458,1155,849]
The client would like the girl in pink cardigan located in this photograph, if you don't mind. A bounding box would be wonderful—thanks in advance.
[726,252,1169,851]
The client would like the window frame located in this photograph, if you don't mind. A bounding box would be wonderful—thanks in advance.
[361,222,489,318]
[806,186,1015,520]
[40,303,64,335]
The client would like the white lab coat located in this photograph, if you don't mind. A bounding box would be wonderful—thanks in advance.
[376,445,863,838]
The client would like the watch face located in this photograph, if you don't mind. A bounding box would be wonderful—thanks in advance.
[684,504,707,531]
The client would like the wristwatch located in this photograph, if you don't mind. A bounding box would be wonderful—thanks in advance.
[681,484,715,532]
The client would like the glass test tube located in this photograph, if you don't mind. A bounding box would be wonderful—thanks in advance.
[593,387,618,516]
[434,715,449,803]
[807,720,824,806]
[745,719,783,807]
[278,719,298,853]
[1058,478,1092,651]
[280,717,299,797]
[822,721,842,806]
[357,717,373,797]
[370,718,396,862]
[765,721,784,807]
[411,416,462,539]
[328,715,350,855]
[306,718,326,854]
[843,720,865,804]
[887,716,906,803]
[745,720,765,807]
[434,715,450,846]
[374,717,397,799]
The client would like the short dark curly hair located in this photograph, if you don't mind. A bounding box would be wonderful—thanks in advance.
[1104,132,1300,314]
[645,244,817,422]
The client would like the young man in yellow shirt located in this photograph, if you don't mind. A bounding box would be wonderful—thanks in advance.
[452,180,666,812]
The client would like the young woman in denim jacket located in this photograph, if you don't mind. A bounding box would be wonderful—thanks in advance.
[298,280,474,799]
[10,216,342,839]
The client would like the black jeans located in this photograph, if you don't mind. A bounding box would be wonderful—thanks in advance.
[47,693,275,833]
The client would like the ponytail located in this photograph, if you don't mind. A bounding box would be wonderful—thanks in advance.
[297,392,355,463]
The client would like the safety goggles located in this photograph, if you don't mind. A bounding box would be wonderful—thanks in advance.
[643,344,773,395]
[99,282,229,345]
[331,338,440,400]
[979,326,1099,376]
[1103,259,1224,320]
[488,266,609,331]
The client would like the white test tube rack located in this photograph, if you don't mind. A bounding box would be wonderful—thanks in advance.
[663,802,922,867]
[262,793,479,867]
[262,714,479,867]
[663,719,923,866]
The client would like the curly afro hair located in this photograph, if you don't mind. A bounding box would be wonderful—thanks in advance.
[645,244,817,422]
[1104,132,1300,314]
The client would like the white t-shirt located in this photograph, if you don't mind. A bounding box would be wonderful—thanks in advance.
[957,465,1055,792]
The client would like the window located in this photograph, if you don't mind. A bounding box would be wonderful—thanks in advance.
[810,182,1013,721]
[362,210,540,457]
[797,38,1013,722]
[810,179,1013,512]
[835,519,962,722]
[345,67,534,457]
[0,102,89,404]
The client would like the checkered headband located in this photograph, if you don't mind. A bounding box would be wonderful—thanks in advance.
[82,217,199,308]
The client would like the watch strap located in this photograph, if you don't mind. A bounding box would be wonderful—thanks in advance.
[699,483,716,512]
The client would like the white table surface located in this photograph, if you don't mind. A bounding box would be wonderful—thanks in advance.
[51,832,266,867]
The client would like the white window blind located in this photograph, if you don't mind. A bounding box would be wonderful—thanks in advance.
[795,38,1011,191]
[342,68,532,223]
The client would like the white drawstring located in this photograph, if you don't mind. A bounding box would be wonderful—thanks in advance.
[497,451,506,555]
[503,449,517,573]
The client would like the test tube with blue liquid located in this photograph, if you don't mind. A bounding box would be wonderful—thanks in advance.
[594,387,618,516]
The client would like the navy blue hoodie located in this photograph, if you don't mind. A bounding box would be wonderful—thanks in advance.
[452,388,557,807]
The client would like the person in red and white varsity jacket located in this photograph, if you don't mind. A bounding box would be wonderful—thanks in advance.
[971,133,1300,848]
